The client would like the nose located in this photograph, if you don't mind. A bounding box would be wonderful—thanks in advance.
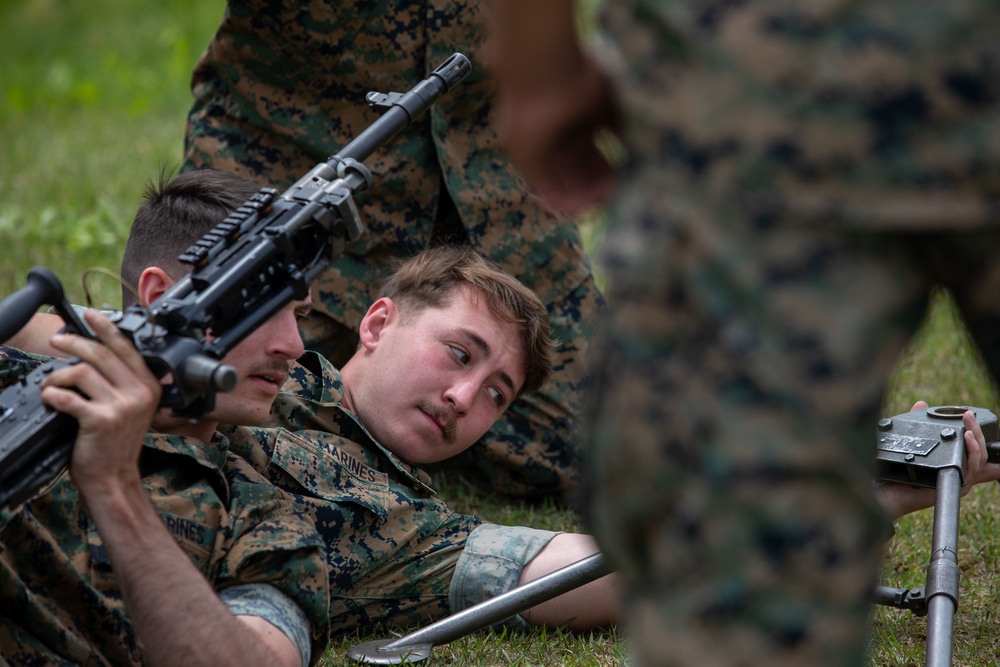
[265,309,306,360]
[443,378,477,415]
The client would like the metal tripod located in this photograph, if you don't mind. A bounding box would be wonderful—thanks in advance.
[873,405,1000,667]
[347,552,611,664]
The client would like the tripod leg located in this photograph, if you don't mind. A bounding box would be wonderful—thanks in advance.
[347,552,612,664]
[924,467,962,667]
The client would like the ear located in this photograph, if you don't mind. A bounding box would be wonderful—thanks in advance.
[136,267,175,308]
[357,297,398,352]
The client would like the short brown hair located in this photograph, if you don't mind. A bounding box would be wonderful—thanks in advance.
[120,168,262,307]
[380,245,555,397]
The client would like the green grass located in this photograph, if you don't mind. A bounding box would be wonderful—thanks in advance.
[0,0,225,307]
[4,1,1000,665]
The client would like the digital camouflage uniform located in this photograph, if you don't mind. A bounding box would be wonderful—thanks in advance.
[580,2,1000,666]
[182,0,602,498]
[0,346,330,666]
[222,351,560,635]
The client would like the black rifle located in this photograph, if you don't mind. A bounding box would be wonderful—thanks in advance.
[873,404,1000,667]
[0,53,471,512]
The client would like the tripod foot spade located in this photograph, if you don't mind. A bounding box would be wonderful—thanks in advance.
[347,639,434,664]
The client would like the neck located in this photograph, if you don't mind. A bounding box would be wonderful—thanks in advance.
[338,357,359,414]
[152,411,219,442]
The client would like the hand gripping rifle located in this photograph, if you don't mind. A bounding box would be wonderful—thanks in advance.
[872,405,1000,667]
[0,53,471,512]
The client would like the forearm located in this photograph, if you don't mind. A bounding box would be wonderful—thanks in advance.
[874,482,930,522]
[4,312,66,357]
[37,311,301,665]
[517,533,620,630]
[84,479,299,667]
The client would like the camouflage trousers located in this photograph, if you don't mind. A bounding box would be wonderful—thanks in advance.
[581,165,1000,667]
[301,275,602,500]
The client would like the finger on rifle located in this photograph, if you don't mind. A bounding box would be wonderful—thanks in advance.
[38,366,96,415]
[49,311,135,372]
[82,309,145,366]
[44,311,157,394]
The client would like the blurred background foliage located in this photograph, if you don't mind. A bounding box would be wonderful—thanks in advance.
[0,0,224,306]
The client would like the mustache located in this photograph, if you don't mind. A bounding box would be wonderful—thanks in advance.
[245,360,291,383]
[418,401,458,443]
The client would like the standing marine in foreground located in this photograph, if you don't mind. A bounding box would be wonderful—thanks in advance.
[492,1,1000,665]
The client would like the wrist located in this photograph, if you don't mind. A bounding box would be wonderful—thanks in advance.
[76,471,150,530]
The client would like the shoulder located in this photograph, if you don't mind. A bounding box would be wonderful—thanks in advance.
[284,351,345,403]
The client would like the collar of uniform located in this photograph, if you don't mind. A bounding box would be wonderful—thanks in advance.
[333,403,436,496]
[275,352,436,495]
[143,429,230,471]
[283,351,345,403]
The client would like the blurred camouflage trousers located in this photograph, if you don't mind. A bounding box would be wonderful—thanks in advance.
[583,1,1000,665]
[182,0,602,498]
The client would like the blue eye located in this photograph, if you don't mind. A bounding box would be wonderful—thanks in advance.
[449,346,470,364]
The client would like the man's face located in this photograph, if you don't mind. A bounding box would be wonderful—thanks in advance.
[207,298,311,427]
[349,285,526,464]
[142,266,310,439]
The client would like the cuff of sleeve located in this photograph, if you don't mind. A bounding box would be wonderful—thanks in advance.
[448,523,561,630]
[220,583,313,667]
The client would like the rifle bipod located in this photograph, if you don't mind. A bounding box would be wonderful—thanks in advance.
[872,405,1000,667]
[347,552,611,664]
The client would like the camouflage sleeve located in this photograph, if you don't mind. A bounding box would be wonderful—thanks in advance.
[448,523,561,629]
[220,583,312,667]
[218,455,330,664]
[226,423,484,635]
